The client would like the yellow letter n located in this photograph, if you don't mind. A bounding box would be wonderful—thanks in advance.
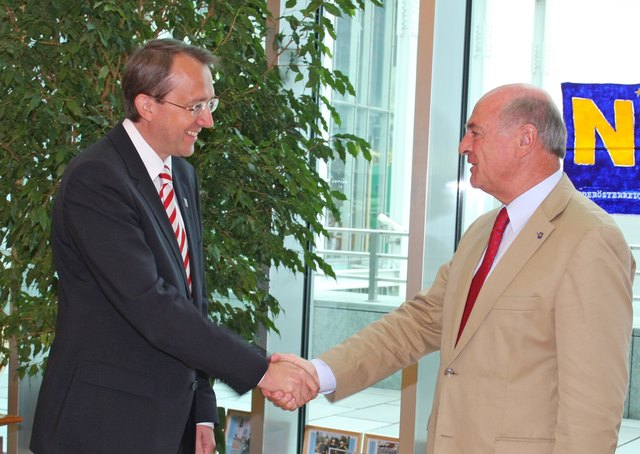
[572,97,635,166]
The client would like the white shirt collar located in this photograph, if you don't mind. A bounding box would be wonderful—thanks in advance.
[504,168,563,235]
[479,168,563,275]
[122,118,171,186]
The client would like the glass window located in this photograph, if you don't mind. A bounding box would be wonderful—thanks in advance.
[308,0,420,440]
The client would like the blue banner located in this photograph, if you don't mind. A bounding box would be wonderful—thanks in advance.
[561,82,640,215]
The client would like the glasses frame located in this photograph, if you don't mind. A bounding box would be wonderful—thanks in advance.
[156,97,219,116]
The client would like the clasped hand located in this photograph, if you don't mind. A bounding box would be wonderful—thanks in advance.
[258,353,319,411]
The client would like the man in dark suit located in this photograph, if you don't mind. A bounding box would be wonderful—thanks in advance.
[30,38,317,454]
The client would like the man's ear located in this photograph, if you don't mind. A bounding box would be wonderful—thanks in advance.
[134,93,155,121]
[516,124,537,157]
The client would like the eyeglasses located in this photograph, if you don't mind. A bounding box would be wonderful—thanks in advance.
[157,97,219,116]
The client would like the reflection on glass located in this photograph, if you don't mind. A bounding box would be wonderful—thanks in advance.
[309,0,419,439]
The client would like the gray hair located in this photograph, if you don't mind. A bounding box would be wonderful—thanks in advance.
[499,94,567,159]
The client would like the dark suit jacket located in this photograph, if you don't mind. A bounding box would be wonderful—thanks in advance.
[31,123,268,454]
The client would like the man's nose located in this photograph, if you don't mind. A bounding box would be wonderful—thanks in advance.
[458,133,470,155]
[197,108,214,128]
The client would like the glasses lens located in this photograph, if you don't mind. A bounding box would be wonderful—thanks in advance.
[188,98,218,116]
[208,98,219,113]
[189,102,204,116]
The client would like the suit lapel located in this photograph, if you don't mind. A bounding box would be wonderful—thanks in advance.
[107,124,192,295]
[449,175,575,357]
[172,161,199,295]
[452,211,555,353]
[445,220,493,355]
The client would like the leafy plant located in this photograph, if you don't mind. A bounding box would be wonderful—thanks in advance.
[0,0,378,376]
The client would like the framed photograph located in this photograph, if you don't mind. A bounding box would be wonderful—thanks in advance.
[303,425,362,454]
[363,434,400,454]
[225,410,251,454]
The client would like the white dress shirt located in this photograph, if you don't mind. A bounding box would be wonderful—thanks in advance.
[122,119,189,235]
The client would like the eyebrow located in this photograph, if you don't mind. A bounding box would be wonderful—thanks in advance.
[186,95,216,104]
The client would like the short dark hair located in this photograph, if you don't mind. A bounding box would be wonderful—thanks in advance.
[122,38,216,121]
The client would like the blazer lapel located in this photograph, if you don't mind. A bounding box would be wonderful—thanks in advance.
[172,163,198,295]
[450,175,574,356]
[444,219,494,355]
[107,124,190,293]
[452,211,555,353]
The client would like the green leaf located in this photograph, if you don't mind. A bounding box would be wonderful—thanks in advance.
[323,3,343,17]
[66,100,83,117]
[98,65,109,80]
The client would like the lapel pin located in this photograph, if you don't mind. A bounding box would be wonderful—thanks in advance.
[183,198,189,208]
[536,232,544,239]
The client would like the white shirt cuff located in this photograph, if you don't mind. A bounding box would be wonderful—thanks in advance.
[311,358,337,394]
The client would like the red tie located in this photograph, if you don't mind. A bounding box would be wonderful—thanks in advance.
[456,207,509,344]
[158,165,192,292]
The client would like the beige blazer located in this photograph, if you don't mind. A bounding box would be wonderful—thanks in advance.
[320,175,634,454]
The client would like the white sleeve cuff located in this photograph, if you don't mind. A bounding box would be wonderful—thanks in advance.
[311,358,337,394]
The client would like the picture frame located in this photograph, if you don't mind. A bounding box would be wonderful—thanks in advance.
[225,409,252,454]
[303,425,362,454]
[363,434,400,454]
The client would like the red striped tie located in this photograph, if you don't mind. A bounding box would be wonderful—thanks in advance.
[158,165,192,293]
[456,207,509,344]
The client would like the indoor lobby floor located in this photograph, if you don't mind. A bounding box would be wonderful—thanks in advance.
[1,370,639,452]
[217,384,640,453]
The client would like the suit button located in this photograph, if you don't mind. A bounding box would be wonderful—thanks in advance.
[192,381,198,391]
[444,368,456,376]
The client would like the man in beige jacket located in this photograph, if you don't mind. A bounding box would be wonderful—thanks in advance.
[267,84,635,453]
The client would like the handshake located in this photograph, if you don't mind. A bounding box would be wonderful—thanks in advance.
[257,353,320,411]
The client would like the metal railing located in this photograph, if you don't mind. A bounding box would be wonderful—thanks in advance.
[318,236,640,304]
[315,227,409,302]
